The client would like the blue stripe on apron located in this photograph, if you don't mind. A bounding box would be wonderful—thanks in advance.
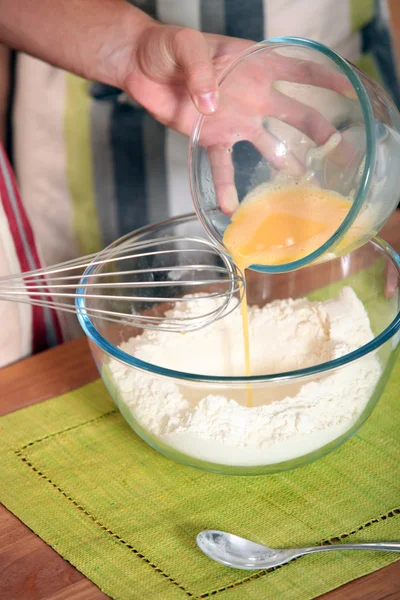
[361,2,400,109]
[201,0,226,34]
[110,102,149,236]
[89,94,119,247]
[129,0,157,18]
[224,0,264,41]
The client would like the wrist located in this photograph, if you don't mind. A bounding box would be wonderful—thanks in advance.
[95,3,157,90]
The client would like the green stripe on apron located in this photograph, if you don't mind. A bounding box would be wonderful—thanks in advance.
[65,74,102,255]
[356,52,383,85]
[350,0,374,33]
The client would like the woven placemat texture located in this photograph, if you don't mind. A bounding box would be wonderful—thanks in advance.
[1,372,399,599]
[1,263,399,599]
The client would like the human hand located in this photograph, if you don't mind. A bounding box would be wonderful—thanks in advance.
[0,1,355,214]
[120,23,356,213]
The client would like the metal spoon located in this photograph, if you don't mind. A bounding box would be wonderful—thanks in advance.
[196,530,400,570]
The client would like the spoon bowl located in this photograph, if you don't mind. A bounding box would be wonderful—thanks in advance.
[196,530,400,570]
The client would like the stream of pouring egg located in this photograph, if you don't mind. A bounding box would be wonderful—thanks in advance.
[223,184,352,407]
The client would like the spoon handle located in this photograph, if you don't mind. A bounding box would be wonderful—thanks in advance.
[302,542,400,555]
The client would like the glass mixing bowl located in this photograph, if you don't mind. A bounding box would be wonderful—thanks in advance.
[189,37,400,272]
[77,215,400,476]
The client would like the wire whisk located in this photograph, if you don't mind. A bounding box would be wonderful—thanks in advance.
[0,236,245,332]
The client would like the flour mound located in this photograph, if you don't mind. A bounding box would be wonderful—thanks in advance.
[108,287,381,466]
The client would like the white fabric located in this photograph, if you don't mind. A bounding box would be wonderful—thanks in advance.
[266,0,352,52]
[157,0,201,28]
[13,57,78,267]
[0,195,32,366]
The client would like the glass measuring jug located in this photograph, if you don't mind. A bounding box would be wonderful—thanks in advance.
[189,37,400,272]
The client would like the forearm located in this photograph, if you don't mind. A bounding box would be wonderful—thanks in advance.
[0,0,154,87]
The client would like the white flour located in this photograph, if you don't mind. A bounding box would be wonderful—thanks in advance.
[108,287,381,466]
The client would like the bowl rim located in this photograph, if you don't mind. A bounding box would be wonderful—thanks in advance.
[76,213,400,384]
[189,36,376,273]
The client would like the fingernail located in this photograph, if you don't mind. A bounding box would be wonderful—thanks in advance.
[195,91,219,114]
[344,87,358,100]
[221,186,239,215]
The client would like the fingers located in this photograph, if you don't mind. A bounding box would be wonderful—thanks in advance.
[267,91,357,166]
[207,145,239,215]
[385,260,398,298]
[252,130,305,177]
[278,55,357,99]
[172,28,219,115]
[209,132,304,216]
[270,90,336,146]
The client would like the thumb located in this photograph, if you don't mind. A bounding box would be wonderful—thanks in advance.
[171,28,219,115]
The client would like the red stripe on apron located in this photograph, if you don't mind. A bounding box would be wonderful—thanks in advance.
[0,146,63,352]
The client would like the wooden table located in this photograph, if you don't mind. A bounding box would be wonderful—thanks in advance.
[1,213,400,600]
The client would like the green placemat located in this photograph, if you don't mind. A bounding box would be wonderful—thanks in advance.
[1,260,400,600]
[0,373,399,600]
